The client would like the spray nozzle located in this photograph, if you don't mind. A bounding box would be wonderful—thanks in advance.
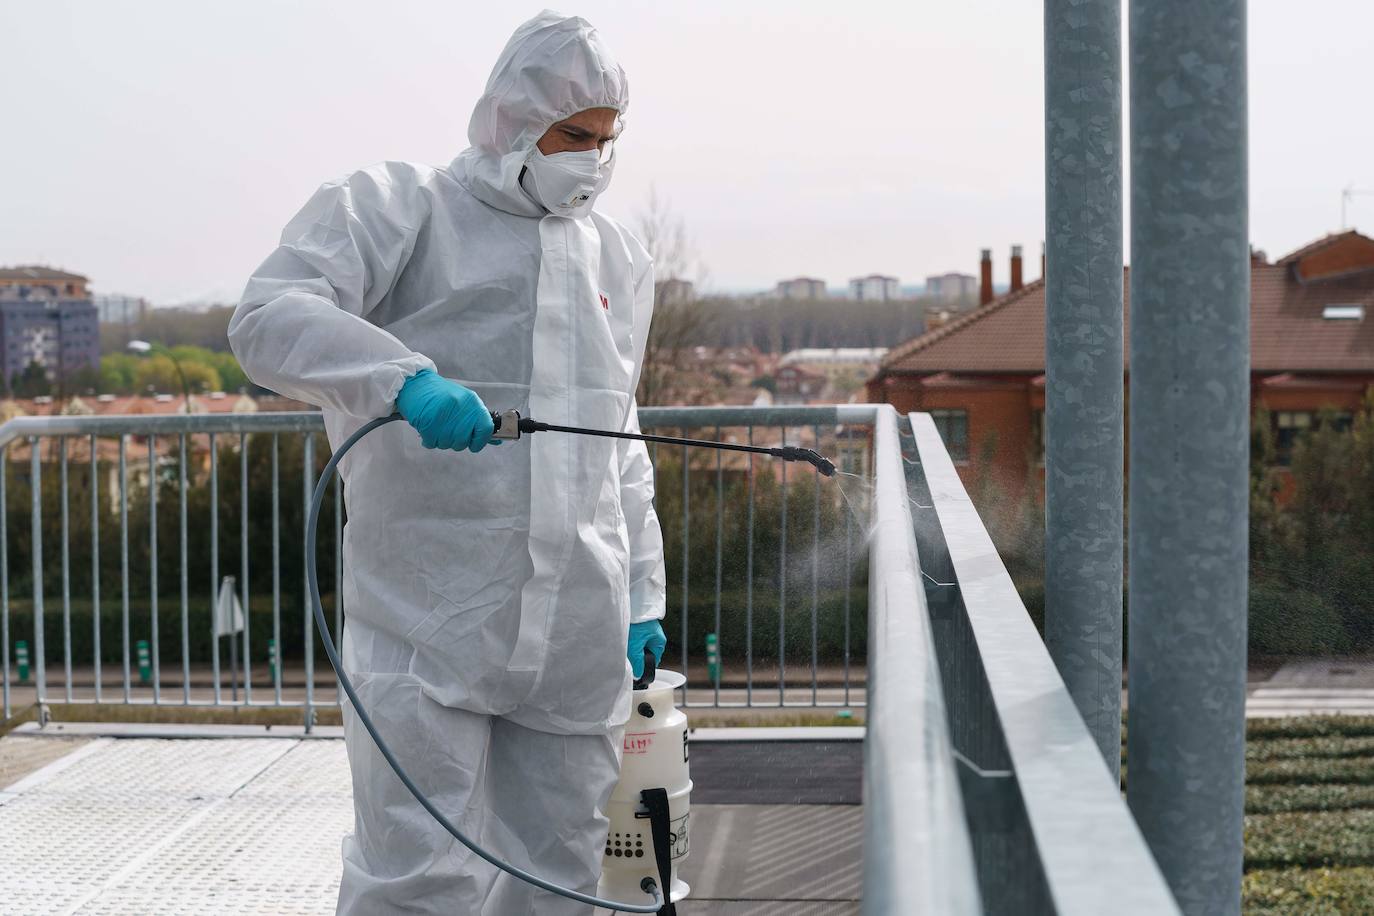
[771,446,837,477]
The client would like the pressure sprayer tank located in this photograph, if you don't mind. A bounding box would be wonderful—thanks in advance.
[598,664,692,910]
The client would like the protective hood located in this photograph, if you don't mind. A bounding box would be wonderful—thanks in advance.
[453,10,629,218]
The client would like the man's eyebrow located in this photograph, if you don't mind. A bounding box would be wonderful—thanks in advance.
[559,125,596,137]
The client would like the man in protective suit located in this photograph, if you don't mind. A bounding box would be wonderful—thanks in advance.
[229,12,668,914]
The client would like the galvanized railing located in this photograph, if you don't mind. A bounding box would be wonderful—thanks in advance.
[639,405,875,709]
[863,405,980,913]
[0,406,874,723]
[0,413,332,721]
[898,409,1178,914]
[0,403,1181,912]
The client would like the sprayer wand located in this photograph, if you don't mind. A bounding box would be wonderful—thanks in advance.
[490,409,837,477]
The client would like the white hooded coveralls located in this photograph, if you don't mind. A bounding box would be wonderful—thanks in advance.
[229,12,666,914]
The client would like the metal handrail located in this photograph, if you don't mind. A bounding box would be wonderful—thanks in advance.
[908,411,1179,914]
[863,406,980,914]
[0,405,879,720]
[0,411,326,448]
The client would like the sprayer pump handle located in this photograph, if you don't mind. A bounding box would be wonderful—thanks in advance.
[633,648,657,691]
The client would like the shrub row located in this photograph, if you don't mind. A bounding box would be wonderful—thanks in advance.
[661,587,868,665]
[1248,784,1374,816]
[1248,717,1374,741]
[1244,866,1374,915]
[3,595,335,668]
[1248,757,1374,787]
[2,587,870,671]
[1246,810,1374,869]
[1248,736,1374,762]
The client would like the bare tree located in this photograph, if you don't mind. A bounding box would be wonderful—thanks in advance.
[634,186,718,406]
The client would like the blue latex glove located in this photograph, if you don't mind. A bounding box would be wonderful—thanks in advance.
[395,369,498,452]
[627,620,667,679]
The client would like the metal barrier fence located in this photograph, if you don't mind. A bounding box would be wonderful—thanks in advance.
[0,403,1182,912]
[0,406,874,723]
[639,405,875,709]
[0,412,328,721]
[902,409,1177,915]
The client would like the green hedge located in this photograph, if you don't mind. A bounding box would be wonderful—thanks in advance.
[1248,784,1374,816]
[1246,810,1374,869]
[661,586,868,665]
[1250,581,1350,655]
[5,587,869,670]
[1249,717,1374,741]
[1244,866,1374,915]
[1248,757,1374,787]
[1249,736,1374,762]
[3,594,336,668]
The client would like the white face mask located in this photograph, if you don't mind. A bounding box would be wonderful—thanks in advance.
[521,147,614,217]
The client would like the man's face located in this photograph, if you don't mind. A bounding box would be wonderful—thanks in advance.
[536,107,618,158]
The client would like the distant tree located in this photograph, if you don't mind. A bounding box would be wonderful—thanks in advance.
[635,186,716,406]
[11,361,51,398]
[100,353,141,394]
[204,350,250,392]
[133,354,221,395]
[101,305,235,355]
[64,366,103,396]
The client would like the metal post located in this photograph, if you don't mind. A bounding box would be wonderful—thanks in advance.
[680,433,689,706]
[713,426,723,703]
[149,435,160,703]
[1044,0,1125,774]
[90,434,101,703]
[178,433,190,703]
[302,433,315,731]
[120,436,130,701]
[744,427,755,707]
[1128,2,1249,913]
[60,438,72,701]
[30,439,46,714]
[240,431,250,704]
[1,445,9,720]
[778,426,788,706]
[210,433,220,704]
[271,434,281,703]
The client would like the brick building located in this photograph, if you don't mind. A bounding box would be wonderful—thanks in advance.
[0,266,100,386]
[867,231,1374,498]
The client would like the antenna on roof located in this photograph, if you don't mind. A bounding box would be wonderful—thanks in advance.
[1341,185,1374,229]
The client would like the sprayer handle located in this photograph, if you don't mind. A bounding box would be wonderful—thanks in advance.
[490,409,524,441]
[633,648,657,691]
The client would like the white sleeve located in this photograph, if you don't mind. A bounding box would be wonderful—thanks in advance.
[228,165,435,419]
[621,403,667,624]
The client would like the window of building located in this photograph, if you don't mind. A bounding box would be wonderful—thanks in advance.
[1030,409,1045,466]
[1273,410,1354,465]
[931,409,969,463]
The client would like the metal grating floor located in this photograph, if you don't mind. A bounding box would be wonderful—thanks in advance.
[0,731,859,915]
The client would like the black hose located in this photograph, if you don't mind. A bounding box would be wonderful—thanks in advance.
[306,414,663,912]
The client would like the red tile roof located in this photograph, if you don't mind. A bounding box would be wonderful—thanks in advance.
[878,233,1374,377]
[0,266,88,282]
[1275,231,1358,265]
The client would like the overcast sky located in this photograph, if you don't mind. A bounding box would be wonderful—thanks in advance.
[2,1,1370,304]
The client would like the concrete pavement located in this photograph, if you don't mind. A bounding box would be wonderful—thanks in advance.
[0,724,861,915]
